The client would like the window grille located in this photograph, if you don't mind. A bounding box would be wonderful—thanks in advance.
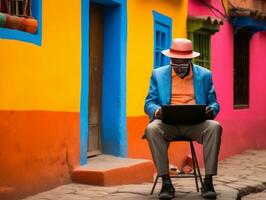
[234,28,250,108]
[191,32,211,69]
[187,16,223,70]
[0,0,32,17]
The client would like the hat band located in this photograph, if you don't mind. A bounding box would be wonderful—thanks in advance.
[169,48,193,55]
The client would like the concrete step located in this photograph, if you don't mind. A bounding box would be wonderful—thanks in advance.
[71,155,154,186]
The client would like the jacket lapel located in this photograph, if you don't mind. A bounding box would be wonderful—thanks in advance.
[193,65,204,104]
[157,66,171,105]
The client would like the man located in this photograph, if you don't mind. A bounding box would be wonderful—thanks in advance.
[144,38,222,200]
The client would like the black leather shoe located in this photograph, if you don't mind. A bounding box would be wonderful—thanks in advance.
[201,180,217,199]
[159,184,175,200]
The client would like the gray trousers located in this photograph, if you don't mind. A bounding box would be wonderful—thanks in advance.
[144,119,222,176]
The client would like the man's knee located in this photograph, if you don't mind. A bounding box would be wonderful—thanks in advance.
[206,120,223,137]
[144,121,161,139]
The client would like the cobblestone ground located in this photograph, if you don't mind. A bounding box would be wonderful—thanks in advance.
[23,150,266,200]
[242,190,266,200]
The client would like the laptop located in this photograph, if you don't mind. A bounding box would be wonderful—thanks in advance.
[162,104,206,125]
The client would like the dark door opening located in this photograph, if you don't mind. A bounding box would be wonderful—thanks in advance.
[88,2,104,157]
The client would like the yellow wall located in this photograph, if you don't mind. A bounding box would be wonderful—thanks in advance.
[0,0,187,114]
[0,0,81,112]
[127,0,188,116]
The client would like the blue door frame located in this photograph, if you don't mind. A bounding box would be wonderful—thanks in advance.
[80,0,127,165]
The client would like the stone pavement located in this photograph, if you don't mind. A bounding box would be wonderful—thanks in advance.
[242,190,266,200]
[23,149,266,200]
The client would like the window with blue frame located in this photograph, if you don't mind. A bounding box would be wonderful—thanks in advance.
[0,0,42,46]
[153,11,172,68]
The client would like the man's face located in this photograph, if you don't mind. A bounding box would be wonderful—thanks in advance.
[170,58,191,78]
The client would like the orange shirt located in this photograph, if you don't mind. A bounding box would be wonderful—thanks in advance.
[170,66,196,105]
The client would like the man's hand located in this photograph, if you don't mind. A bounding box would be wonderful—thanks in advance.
[154,108,162,119]
[205,107,214,120]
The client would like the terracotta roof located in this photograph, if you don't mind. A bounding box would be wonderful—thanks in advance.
[188,15,224,25]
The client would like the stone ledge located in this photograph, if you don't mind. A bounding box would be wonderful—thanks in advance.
[71,155,154,186]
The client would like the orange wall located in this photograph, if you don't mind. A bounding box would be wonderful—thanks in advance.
[127,116,190,171]
[0,111,79,200]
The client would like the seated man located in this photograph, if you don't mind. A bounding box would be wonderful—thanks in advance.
[144,38,222,200]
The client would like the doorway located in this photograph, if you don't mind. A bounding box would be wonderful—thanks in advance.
[80,0,127,165]
[88,2,103,157]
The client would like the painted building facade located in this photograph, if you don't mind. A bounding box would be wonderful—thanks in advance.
[188,0,266,165]
[0,0,81,200]
[0,0,188,199]
[1,0,266,199]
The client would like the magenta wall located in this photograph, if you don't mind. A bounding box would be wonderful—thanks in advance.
[188,0,224,18]
[189,0,266,164]
[212,24,266,160]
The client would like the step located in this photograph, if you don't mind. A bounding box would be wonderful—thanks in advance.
[71,155,154,186]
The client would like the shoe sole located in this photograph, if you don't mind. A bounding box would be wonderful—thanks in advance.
[159,195,175,200]
[202,191,217,199]
[159,193,175,200]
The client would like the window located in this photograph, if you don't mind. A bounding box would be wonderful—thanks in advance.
[0,0,42,46]
[190,32,211,69]
[0,0,32,17]
[153,11,172,68]
[187,16,223,70]
[230,16,266,108]
[234,28,250,108]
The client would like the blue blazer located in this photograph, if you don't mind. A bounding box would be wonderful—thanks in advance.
[144,64,220,121]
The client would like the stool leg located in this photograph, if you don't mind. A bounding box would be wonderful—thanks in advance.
[150,175,159,195]
[191,142,204,190]
[190,141,199,192]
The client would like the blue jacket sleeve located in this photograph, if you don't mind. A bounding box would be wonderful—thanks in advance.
[144,70,160,121]
[205,72,220,118]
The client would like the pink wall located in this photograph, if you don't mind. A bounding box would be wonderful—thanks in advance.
[212,25,266,159]
[189,0,266,164]
[188,0,224,18]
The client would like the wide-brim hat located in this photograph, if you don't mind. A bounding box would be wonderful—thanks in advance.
[161,38,200,59]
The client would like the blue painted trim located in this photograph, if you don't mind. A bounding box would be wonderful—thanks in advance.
[92,0,121,5]
[152,10,172,68]
[231,16,266,37]
[80,0,90,165]
[153,11,172,33]
[0,0,42,46]
[80,0,127,165]
[101,0,127,157]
